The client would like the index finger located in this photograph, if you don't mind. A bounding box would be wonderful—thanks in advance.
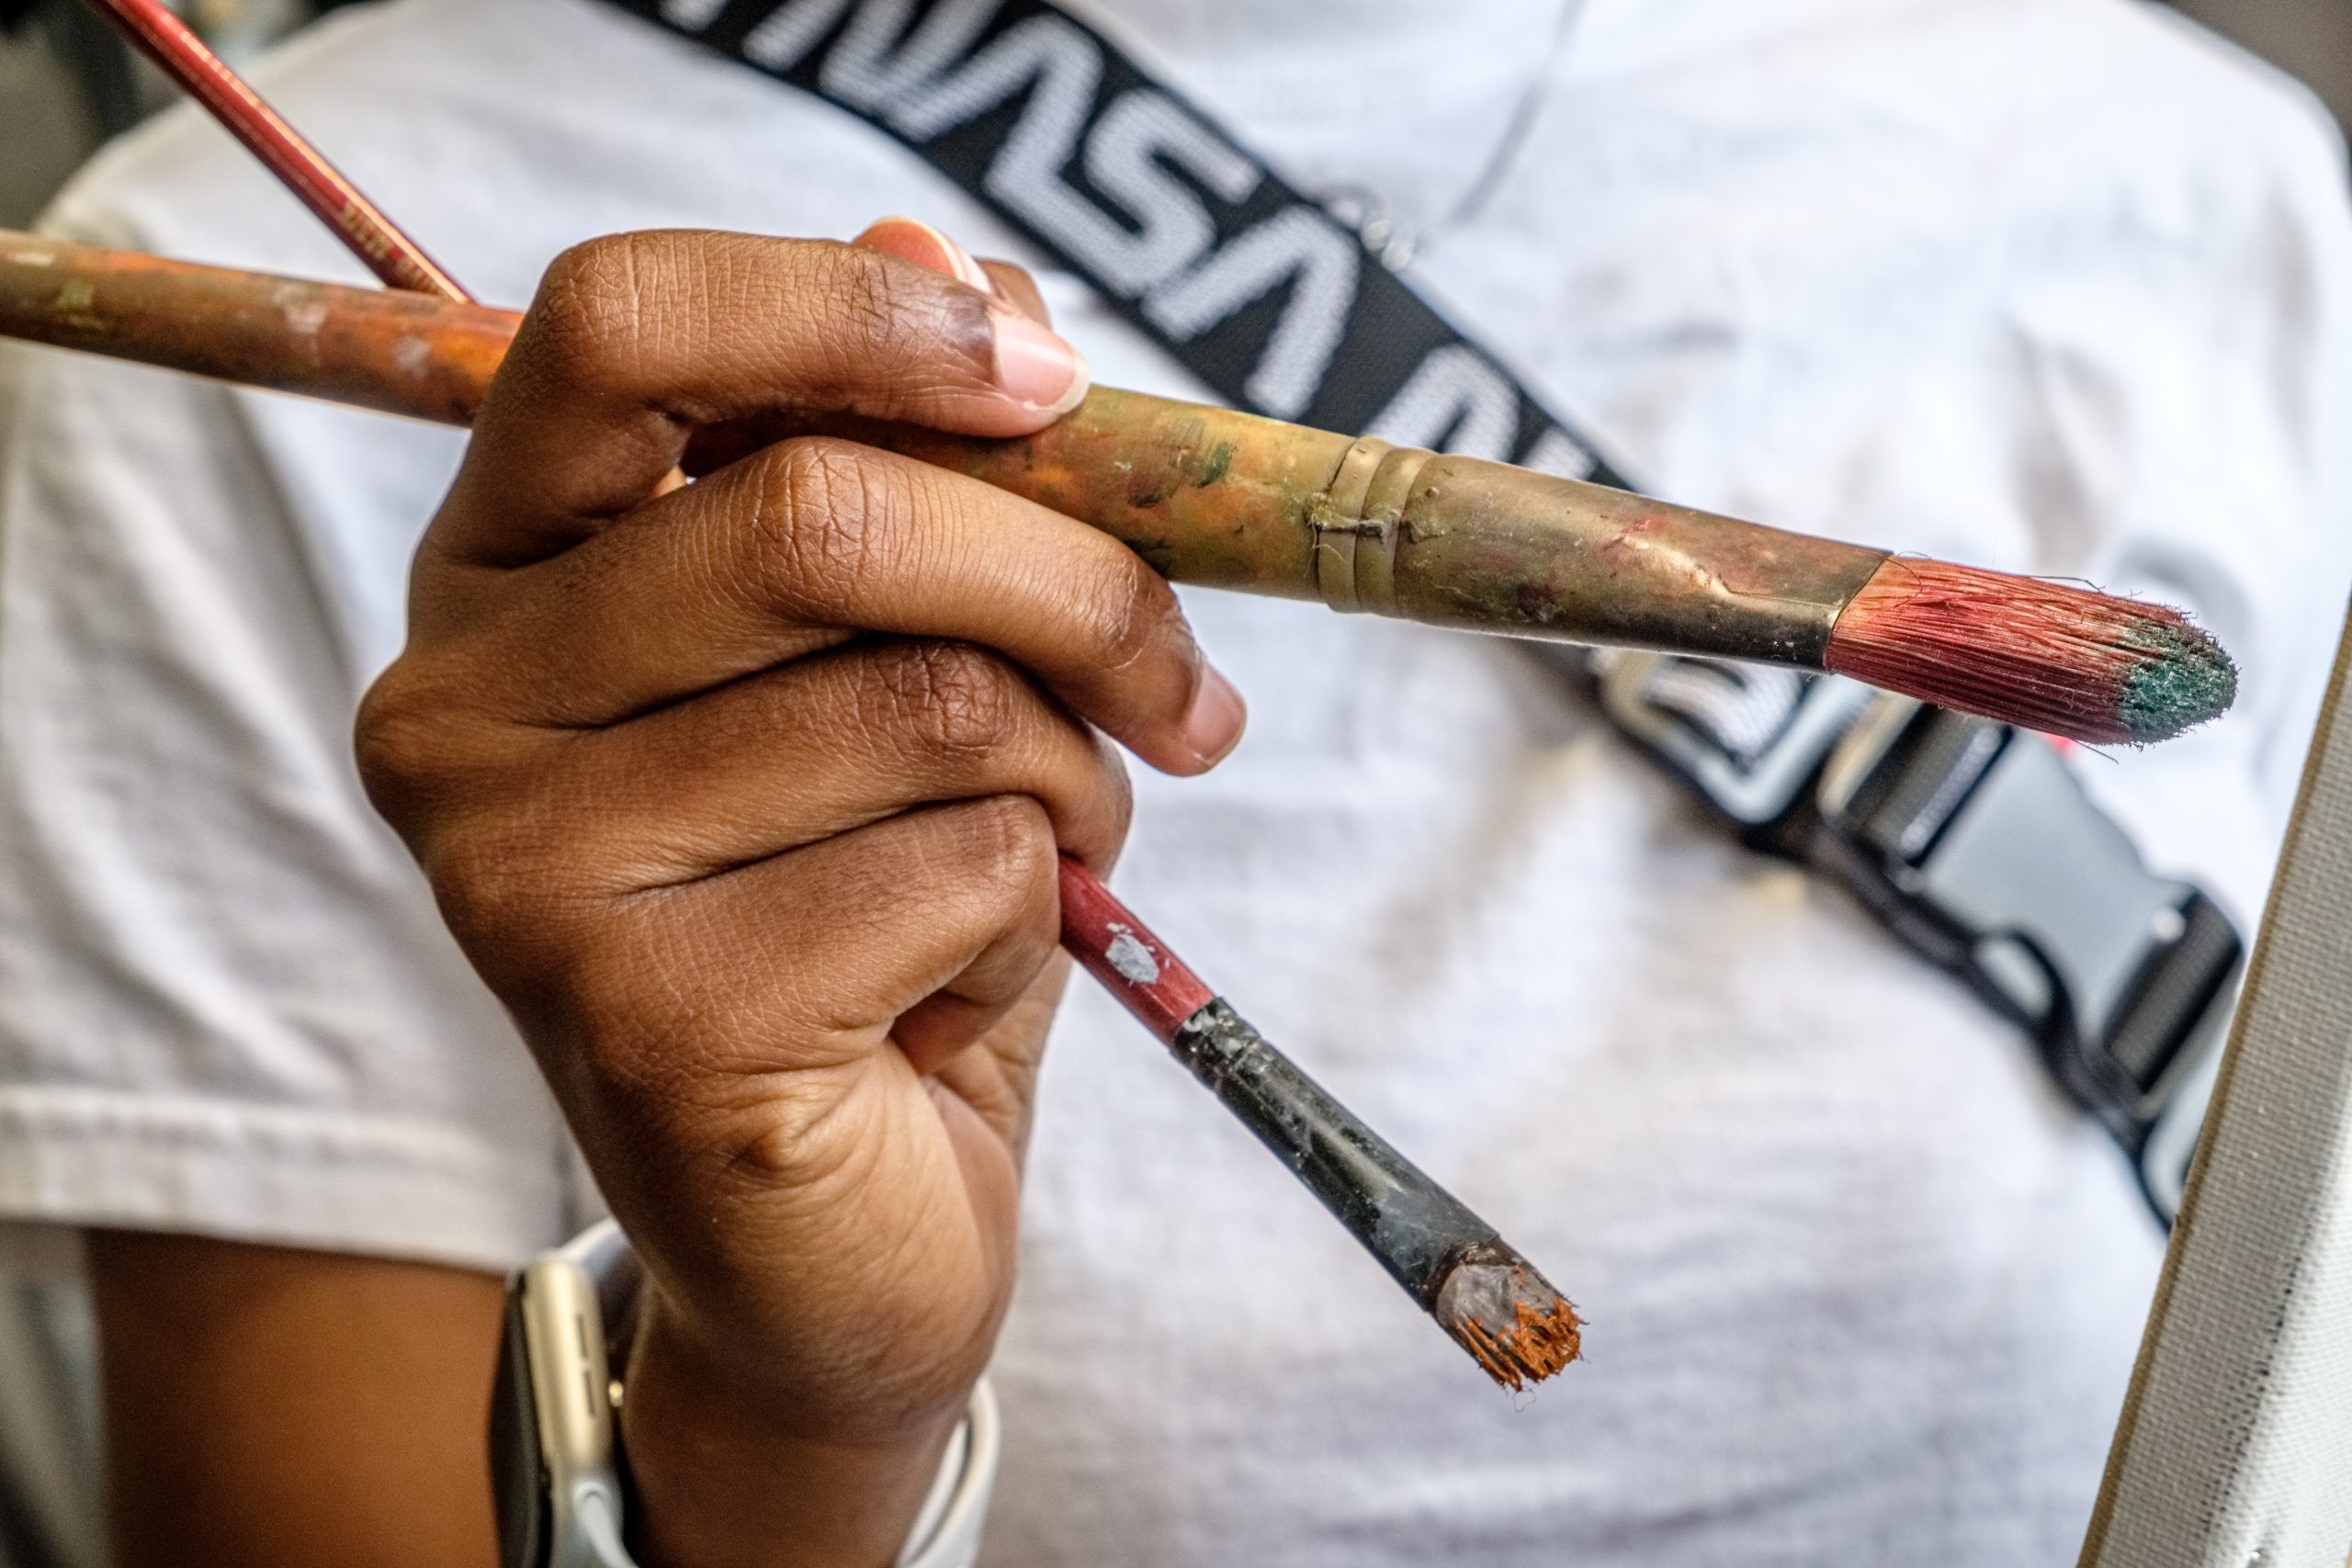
[437,230,1091,566]
[456,436,1247,777]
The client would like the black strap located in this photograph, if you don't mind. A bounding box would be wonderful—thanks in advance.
[600,0,2240,1221]
[616,0,1619,483]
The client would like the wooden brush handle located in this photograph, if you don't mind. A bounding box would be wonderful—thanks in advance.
[0,232,509,423]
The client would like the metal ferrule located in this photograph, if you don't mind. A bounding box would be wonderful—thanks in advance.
[1303,439,1891,668]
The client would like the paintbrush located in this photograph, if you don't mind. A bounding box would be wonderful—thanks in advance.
[32,0,2249,752]
[74,2,2242,749]
[1058,862,1579,1389]
[84,0,468,299]
[46,10,1589,1389]
[0,229,2234,748]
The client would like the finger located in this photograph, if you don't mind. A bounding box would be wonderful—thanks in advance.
[849,218,1052,328]
[575,796,1066,1118]
[913,958,1066,1173]
[978,262,1050,327]
[438,231,1092,565]
[506,637,1135,894]
[894,934,1067,1081]
[854,216,998,295]
[470,437,1247,775]
[554,801,1062,1402]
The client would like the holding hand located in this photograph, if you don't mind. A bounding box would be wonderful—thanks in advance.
[357,221,1245,1567]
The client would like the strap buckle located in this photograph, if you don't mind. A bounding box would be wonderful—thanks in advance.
[1593,650,2244,1222]
[1814,700,2244,1218]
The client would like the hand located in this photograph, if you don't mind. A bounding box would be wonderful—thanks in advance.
[356,220,1246,1566]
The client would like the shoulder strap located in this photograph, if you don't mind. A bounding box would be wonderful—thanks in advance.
[616,0,1617,481]
[600,0,2242,1224]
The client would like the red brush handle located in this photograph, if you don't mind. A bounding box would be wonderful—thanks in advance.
[1056,857,1216,1043]
[85,0,469,302]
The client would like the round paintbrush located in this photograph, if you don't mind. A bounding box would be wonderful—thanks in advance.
[0,231,2235,748]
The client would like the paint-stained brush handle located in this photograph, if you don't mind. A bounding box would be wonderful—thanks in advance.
[0,233,511,422]
[0,232,1871,657]
[0,231,2234,744]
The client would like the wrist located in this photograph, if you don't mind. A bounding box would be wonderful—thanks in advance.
[618,1292,967,1568]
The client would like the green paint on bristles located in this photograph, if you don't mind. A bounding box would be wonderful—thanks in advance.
[2120,620,2239,743]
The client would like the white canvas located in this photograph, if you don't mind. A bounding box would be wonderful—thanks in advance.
[2083,600,2352,1567]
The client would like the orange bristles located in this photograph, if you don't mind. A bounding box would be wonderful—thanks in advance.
[1825,558,2237,747]
[1432,1248,1585,1392]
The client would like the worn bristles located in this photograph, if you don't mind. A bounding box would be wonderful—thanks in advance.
[1055,861,1582,1392]
[1433,1244,1584,1393]
[1824,558,2238,746]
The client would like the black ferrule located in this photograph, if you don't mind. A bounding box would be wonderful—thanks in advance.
[1169,998,1500,1308]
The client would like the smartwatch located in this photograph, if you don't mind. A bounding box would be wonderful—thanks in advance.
[490,1222,999,1568]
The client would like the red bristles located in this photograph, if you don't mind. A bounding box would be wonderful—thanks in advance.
[1825,558,2237,747]
[85,0,469,302]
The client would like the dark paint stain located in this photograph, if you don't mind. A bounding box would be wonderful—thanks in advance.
[1126,469,1176,510]
[1127,422,1238,506]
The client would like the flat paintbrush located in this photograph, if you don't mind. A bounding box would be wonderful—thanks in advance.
[41,17,1589,1389]
[1058,863,1580,1389]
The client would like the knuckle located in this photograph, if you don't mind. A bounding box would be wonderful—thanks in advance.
[804,243,986,389]
[353,662,458,817]
[954,794,1057,904]
[741,438,900,616]
[876,641,1024,763]
[1076,555,1185,680]
[811,245,924,376]
[352,654,519,820]
[421,817,538,942]
[526,233,663,399]
[422,806,592,967]
[720,1077,885,1195]
[826,244,909,355]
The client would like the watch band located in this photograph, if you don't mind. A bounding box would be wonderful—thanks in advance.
[899,1378,1000,1568]
[492,1222,1000,1568]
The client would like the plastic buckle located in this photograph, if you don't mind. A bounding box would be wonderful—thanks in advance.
[1815,699,2244,1220]
[1595,652,1876,829]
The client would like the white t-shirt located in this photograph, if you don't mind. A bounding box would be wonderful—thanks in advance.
[2,0,2348,1562]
